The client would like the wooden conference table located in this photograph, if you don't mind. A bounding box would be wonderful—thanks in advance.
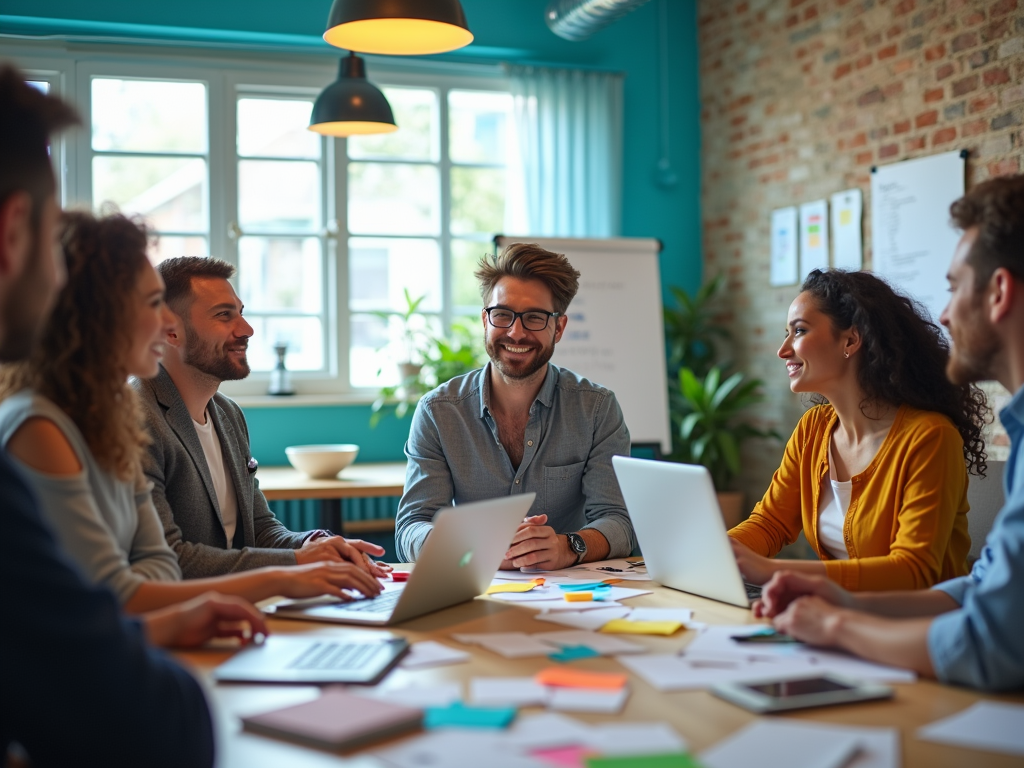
[256,462,407,534]
[176,575,1024,768]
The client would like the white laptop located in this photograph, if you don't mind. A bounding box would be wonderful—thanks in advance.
[612,456,759,608]
[269,493,536,626]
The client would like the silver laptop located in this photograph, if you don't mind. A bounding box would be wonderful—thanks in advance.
[269,493,537,626]
[612,456,758,608]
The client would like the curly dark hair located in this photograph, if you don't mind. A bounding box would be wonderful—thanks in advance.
[801,268,988,476]
[0,210,152,481]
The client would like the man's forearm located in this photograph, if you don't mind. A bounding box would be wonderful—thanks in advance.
[579,528,610,563]
[831,610,937,677]
[851,589,961,618]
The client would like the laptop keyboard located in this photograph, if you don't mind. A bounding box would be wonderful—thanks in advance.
[288,641,382,671]
[745,583,763,600]
[339,589,403,614]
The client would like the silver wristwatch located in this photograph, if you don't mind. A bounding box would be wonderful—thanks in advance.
[566,532,587,565]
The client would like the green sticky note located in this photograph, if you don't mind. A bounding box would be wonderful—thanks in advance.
[585,753,704,768]
[424,702,516,730]
[548,644,602,662]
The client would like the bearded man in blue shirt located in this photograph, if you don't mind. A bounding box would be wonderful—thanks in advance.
[396,243,636,570]
[755,174,1024,691]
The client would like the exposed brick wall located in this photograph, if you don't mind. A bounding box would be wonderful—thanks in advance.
[698,0,1023,504]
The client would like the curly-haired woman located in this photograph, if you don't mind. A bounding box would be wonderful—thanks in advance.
[728,268,987,591]
[0,210,382,612]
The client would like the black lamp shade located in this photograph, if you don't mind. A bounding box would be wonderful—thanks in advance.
[324,0,473,55]
[309,54,397,137]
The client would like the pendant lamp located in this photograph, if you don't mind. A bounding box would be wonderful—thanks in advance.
[309,53,398,137]
[323,0,473,55]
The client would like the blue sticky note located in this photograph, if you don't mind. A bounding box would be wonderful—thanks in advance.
[424,702,516,730]
[559,582,612,593]
[548,645,602,662]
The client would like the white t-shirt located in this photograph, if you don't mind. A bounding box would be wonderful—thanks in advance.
[818,442,853,560]
[193,410,239,546]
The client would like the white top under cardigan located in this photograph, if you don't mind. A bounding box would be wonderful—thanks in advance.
[0,390,181,603]
[818,441,853,560]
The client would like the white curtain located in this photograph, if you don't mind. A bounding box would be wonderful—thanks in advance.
[504,65,624,238]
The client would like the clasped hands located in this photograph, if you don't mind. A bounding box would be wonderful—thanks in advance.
[500,514,577,571]
[295,533,393,577]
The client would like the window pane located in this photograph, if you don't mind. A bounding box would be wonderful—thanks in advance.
[239,236,322,313]
[349,312,441,388]
[349,237,441,313]
[247,316,324,372]
[448,90,512,164]
[149,235,207,265]
[452,239,491,310]
[92,78,206,153]
[93,156,206,231]
[348,87,437,161]
[349,162,439,236]
[237,98,320,159]
[239,160,319,233]
[27,81,50,94]
[450,167,506,235]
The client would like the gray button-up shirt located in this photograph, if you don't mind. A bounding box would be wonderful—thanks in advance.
[395,363,636,562]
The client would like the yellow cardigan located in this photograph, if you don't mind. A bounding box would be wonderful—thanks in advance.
[729,404,971,591]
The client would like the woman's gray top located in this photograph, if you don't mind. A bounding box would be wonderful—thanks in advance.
[0,390,181,603]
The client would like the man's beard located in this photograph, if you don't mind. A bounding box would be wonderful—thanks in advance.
[485,334,554,380]
[946,300,999,386]
[183,323,250,382]
[0,228,55,362]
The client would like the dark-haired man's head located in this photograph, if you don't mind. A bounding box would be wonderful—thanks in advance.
[0,64,80,361]
[942,174,1024,387]
[157,256,253,382]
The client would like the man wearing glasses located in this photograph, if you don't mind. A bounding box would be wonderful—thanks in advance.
[395,243,636,570]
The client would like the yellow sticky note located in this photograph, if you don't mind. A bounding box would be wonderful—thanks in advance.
[486,578,544,594]
[565,592,593,602]
[600,619,682,636]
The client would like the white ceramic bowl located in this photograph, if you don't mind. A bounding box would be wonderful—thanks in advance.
[284,444,360,479]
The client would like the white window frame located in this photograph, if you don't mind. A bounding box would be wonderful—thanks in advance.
[3,41,509,401]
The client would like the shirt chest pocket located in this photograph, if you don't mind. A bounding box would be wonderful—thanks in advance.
[542,461,586,515]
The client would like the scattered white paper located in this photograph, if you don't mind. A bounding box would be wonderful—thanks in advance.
[452,632,560,659]
[520,559,650,581]
[351,681,462,709]
[374,730,544,768]
[771,206,799,287]
[535,600,625,613]
[470,677,551,708]
[532,629,646,656]
[619,652,815,691]
[917,701,1024,756]
[498,712,596,751]
[534,607,632,631]
[628,607,694,623]
[548,686,630,714]
[700,720,867,768]
[488,588,566,603]
[400,640,471,670]
[586,722,687,756]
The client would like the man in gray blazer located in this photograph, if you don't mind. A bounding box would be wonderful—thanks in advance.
[137,257,388,579]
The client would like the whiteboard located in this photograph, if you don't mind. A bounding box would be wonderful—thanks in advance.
[494,236,671,454]
[871,151,965,325]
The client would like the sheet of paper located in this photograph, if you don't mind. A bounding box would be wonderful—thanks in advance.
[500,712,596,751]
[799,199,830,280]
[700,720,877,768]
[770,206,799,287]
[585,722,688,756]
[352,681,462,709]
[548,686,630,714]
[601,619,682,636]
[375,729,543,768]
[627,607,694,623]
[489,586,566,602]
[533,630,646,656]
[831,188,863,270]
[535,667,628,690]
[535,607,632,631]
[453,632,561,659]
[400,640,471,670]
[470,678,551,708]
[917,701,1024,756]
[618,652,815,691]
[521,559,651,581]
[536,601,626,613]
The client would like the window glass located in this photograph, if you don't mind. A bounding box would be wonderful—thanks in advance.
[451,238,491,311]
[448,90,512,164]
[150,235,208,264]
[93,155,206,231]
[349,237,442,313]
[238,160,320,233]
[239,236,322,313]
[349,312,441,388]
[237,98,320,159]
[247,316,324,372]
[450,167,506,235]
[92,78,206,153]
[348,162,440,236]
[348,87,437,161]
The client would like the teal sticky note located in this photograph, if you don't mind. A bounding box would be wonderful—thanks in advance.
[548,645,602,662]
[559,582,612,593]
[424,702,516,730]
[585,752,704,768]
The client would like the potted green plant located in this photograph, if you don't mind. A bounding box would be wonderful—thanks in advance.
[663,273,731,381]
[672,366,780,527]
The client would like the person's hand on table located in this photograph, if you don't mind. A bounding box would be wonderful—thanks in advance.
[143,592,269,648]
[729,538,780,586]
[753,570,854,619]
[274,561,383,600]
[500,514,576,571]
[771,594,847,647]
[296,534,392,578]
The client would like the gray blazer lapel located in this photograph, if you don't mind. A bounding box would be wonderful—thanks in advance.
[207,397,254,547]
[152,367,221,519]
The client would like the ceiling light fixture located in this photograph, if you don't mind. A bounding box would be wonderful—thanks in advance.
[323,0,474,55]
[308,53,398,137]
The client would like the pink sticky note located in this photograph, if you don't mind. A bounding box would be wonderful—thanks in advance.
[532,745,596,768]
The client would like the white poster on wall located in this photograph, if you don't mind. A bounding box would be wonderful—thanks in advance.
[871,151,965,325]
[799,199,829,280]
[770,206,799,287]
[831,188,863,271]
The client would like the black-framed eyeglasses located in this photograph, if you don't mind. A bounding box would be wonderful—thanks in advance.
[484,306,562,332]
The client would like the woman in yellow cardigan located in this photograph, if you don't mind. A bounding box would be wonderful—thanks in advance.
[729,269,987,591]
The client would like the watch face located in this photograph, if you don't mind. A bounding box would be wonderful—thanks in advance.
[569,534,586,554]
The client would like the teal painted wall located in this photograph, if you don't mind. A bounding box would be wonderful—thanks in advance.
[3,0,702,462]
